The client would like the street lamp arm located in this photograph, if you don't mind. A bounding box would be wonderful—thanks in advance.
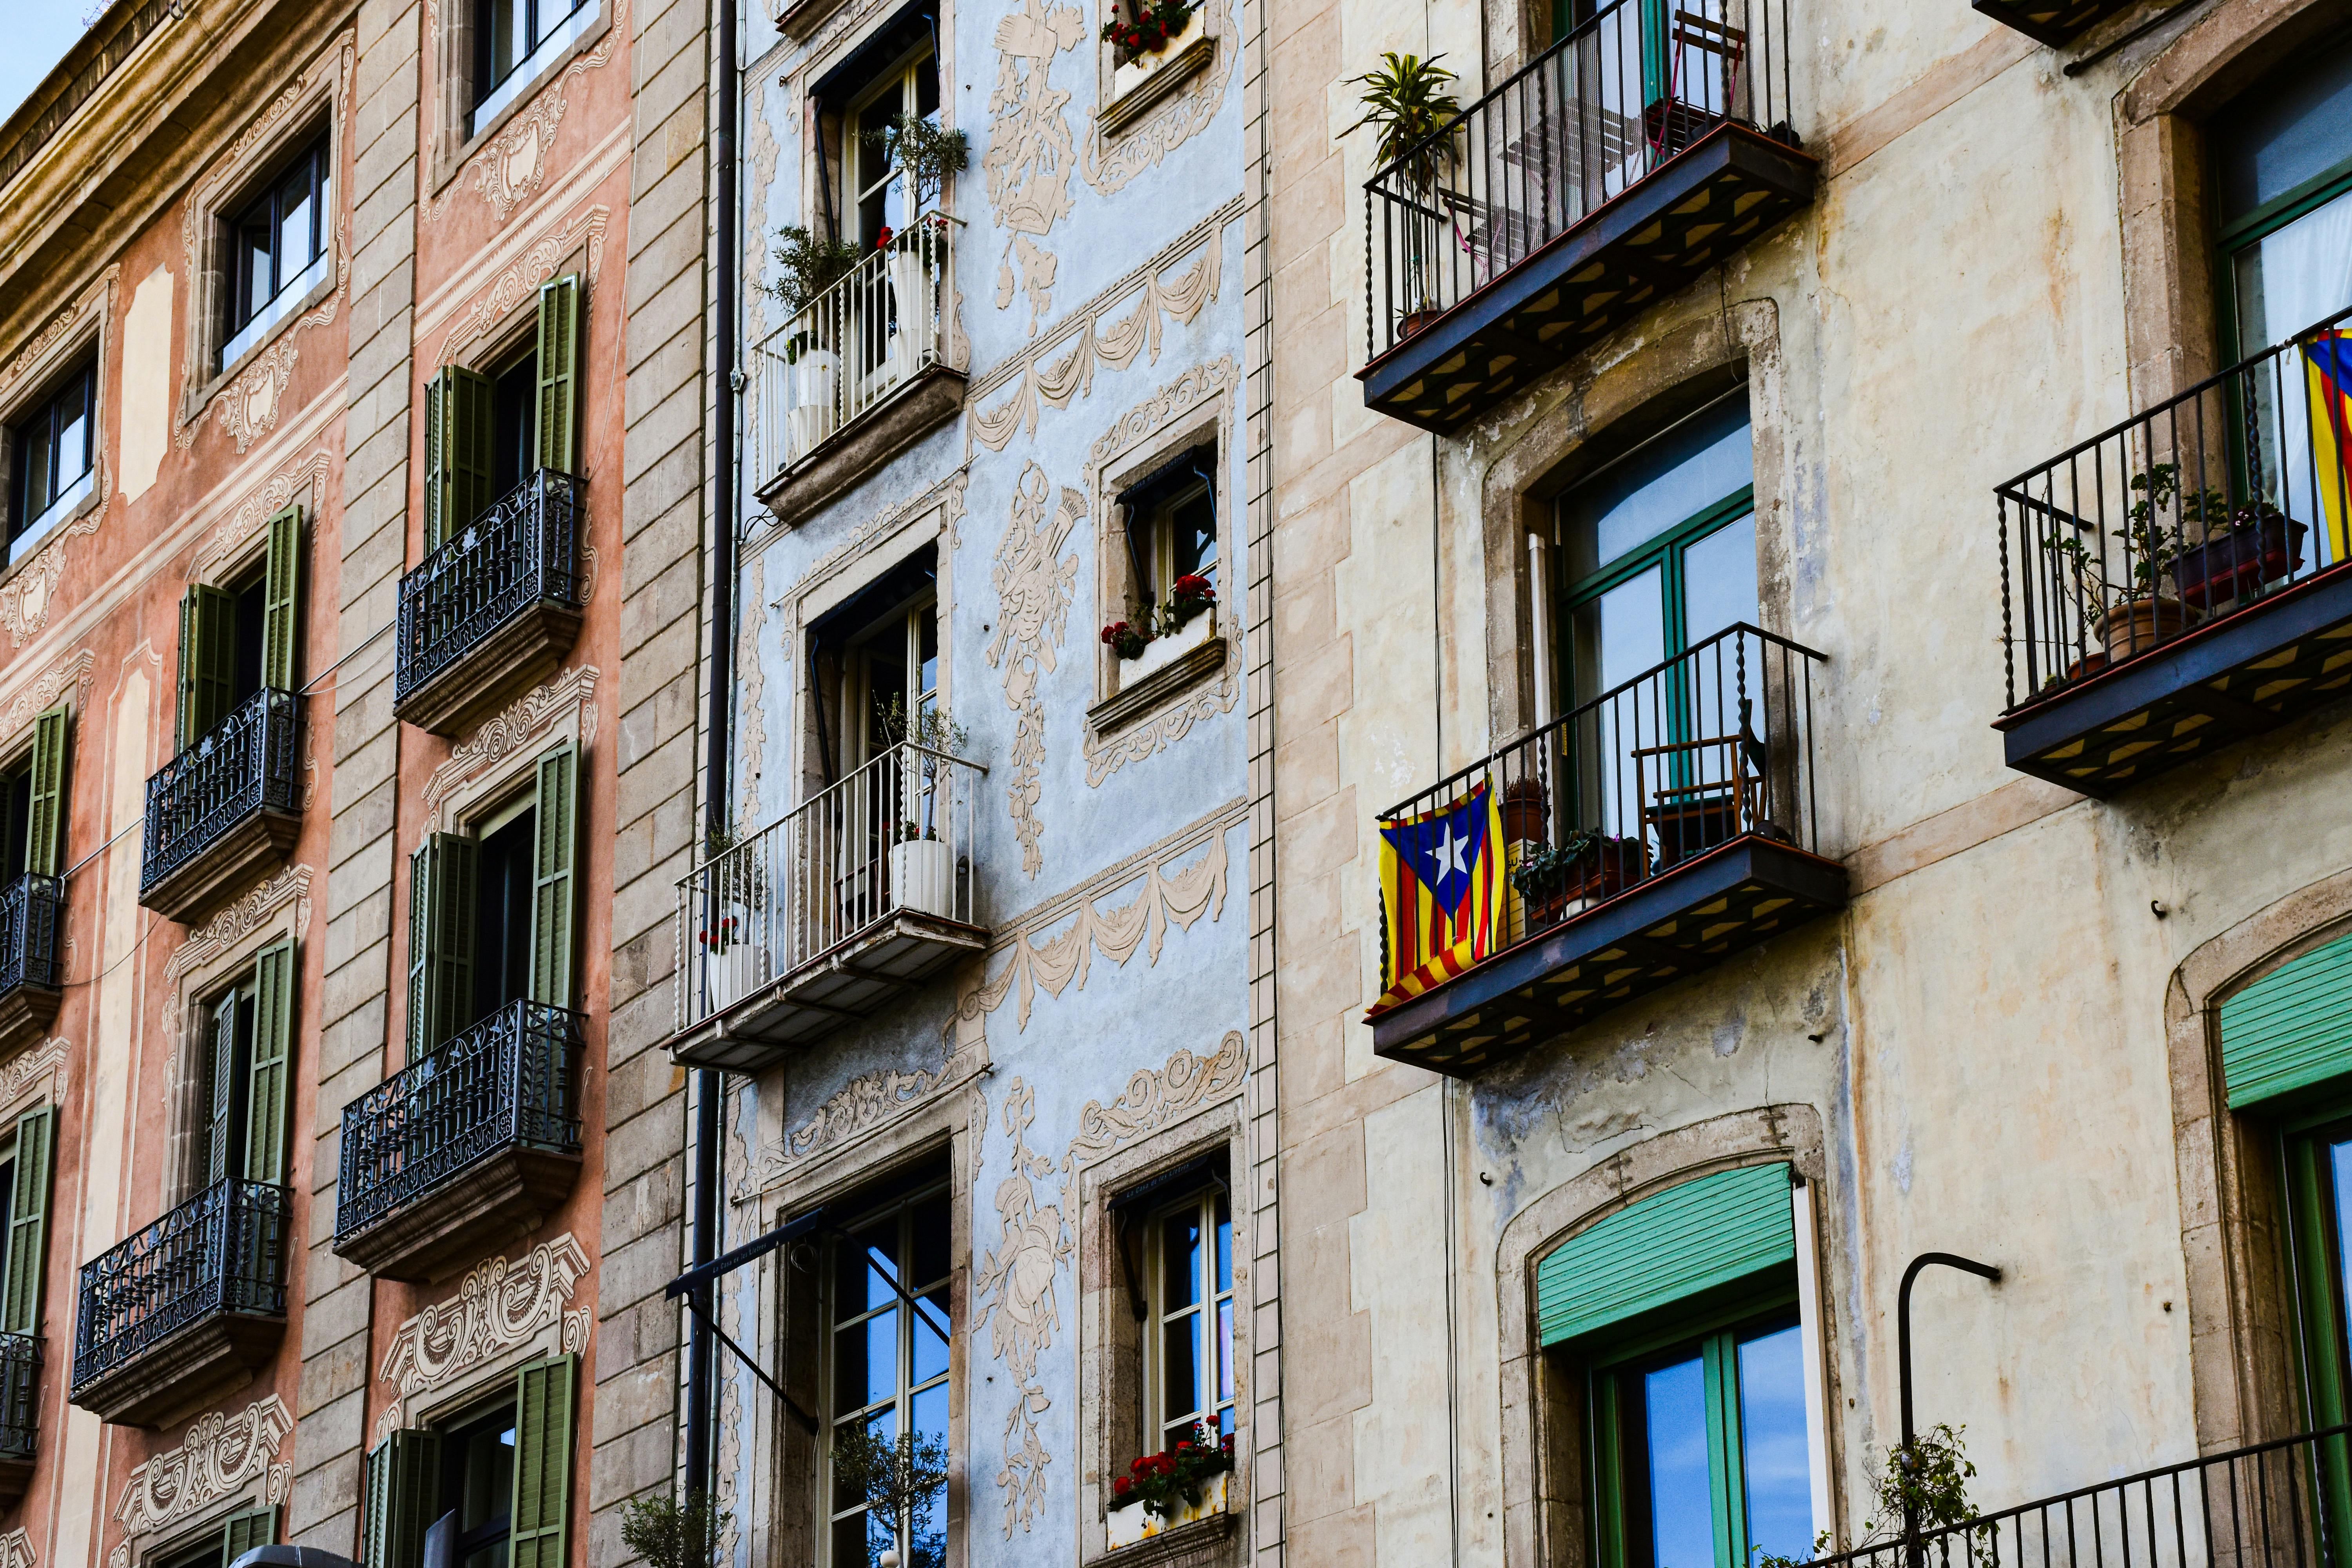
[1896,1252,2002,1450]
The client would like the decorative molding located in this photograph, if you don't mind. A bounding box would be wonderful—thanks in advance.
[0,1039,69,1118]
[211,339,302,455]
[433,205,610,366]
[763,470,968,601]
[0,651,94,741]
[986,466,1082,878]
[967,210,1230,452]
[0,510,103,648]
[163,866,314,983]
[1063,1032,1245,1174]
[984,0,1087,330]
[436,0,629,221]
[194,452,332,588]
[113,1396,296,1541]
[0,1528,31,1568]
[972,1080,1072,1537]
[0,266,116,410]
[422,664,600,815]
[1082,0,1235,194]
[376,1235,593,1443]
[755,1062,955,1189]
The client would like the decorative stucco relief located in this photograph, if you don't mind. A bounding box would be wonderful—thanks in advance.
[211,339,305,454]
[756,1063,954,1189]
[433,205,611,367]
[973,1079,1072,1537]
[375,1234,593,1444]
[422,664,600,816]
[435,0,628,221]
[735,554,768,833]
[0,268,118,635]
[0,652,94,742]
[0,1529,30,1568]
[987,466,1082,877]
[1082,0,1235,194]
[164,866,314,984]
[0,273,108,408]
[985,0,1086,330]
[113,1396,295,1544]
[0,510,104,648]
[1064,1031,1245,1173]
[194,449,332,584]
[967,206,1231,452]
[953,798,1241,1034]
[0,1039,68,1115]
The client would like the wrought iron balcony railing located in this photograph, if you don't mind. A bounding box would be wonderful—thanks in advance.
[71,1179,289,1396]
[0,1333,38,1465]
[1363,0,1794,361]
[753,214,956,482]
[674,740,984,1036]
[335,1000,585,1243]
[139,688,300,897]
[0,874,62,996]
[395,468,584,705]
[1999,305,2352,708]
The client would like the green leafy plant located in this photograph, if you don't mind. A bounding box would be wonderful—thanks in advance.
[1342,53,1463,190]
[1101,619,1154,660]
[831,1426,949,1565]
[1110,1424,1234,1518]
[875,695,970,759]
[862,114,970,219]
[1508,833,1598,900]
[1158,572,1216,634]
[619,1489,729,1568]
[2043,463,2214,617]
[766,225,865,322]
[1751,1425,1988,1568]
[1101,0,1196,65]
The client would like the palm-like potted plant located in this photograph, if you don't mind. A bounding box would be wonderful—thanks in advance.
[1344,53,1462,341]
[863,115,969,379]
[766,225,863,455]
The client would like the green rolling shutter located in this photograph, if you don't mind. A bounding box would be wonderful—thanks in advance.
[178,584,238,749]
[424,366,495,548]
[535,275,581,475]
[1536,1162,1796,1347]
[260,506,303,692]
[510,1355,576,1568]
[2222,932,2352,1108]
[408,834,478,1058]
[2,1105,54,1334]
[24,703,66,879]
[363,1429,441,1568]
[245,939,296,1185]
[222,1505,276,1563]
[206,989,240,1188]
[530,745,577,1008]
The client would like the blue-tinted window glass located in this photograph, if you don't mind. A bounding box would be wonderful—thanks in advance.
[1644,1356,1713,1568]
[1736,1325,1813,1564]
[1566,398,1755,578]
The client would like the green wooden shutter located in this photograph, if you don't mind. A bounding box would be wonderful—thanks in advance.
[244,939,296,1185]
[222,1505,276,1564]
[535,275,581,475]
[530,745,577,1008]
[510,1355,576,1568]
[179,585,238,748]
[2221,932,2352,1108]
[206,989,240,1188]
[23,703,66,879]
[2,1105,54,1334]
[1536,1163,1795,1347]
[364,1429,441,1568]
[260,506,303,692]
[408,834,479,1058]
[424,366,496,548]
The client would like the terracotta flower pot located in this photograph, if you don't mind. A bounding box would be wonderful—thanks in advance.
[1500,777,1549,845]
[2099,597,2196,662]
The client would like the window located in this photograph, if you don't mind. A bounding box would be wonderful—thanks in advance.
[1118,443,1219,623]
[196,939,297,1194]
[432,1394,518,1568]
[473,0,601,133]
[175,507,302,752]
[152,1510,276,1568]
[6,361,95,567]
[826,1174,951,1568]
[843,47,942,246]
[0,705,68,888]
[422,275,582,549]
[1140,1181,1234,1450]
[2212,29,2352,362]
[0,1106,55,1339]
[363,1357,576,1568]
[222,137,333,371]
[808,548,939,783]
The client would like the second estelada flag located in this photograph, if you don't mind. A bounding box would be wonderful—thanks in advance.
[1370,776,1506,1015]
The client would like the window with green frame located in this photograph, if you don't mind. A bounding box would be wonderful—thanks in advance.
[2275,1100,2352,1554]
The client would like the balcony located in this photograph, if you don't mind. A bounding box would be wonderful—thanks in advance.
[1994,307,2352,797]
[0,1334,38,1505]
[752,215,963,529]
[669,741,986,1074]
[394,469,586,737]
[138,688,301,922]
[1971,0,2138,48]
[1368,625,1844,1075]
[334,1000,585,1281]
[0,874,62,1059]
[1357,0,1812,433]
[71,1179,289,1429]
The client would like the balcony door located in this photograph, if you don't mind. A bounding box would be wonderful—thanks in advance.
[421,274,582,549]
[2281,1109,2352,1557]
[176,509,301,752]
[198,939,296,1195]
[826,1173,951,1568]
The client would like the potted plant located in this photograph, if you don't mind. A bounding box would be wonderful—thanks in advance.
[1124,572,1217,681]
[1105,0,1205,98]
[766,225,862,455]
[1508,831,1648,928]
[1107,1425,1235,1549]
[1499,775,1548,845]
[1102,618,1154,661]
[694,825,769,1011]
[831,1426,949,1568]
[1343,53,1461,341]
[2169,494,2307,611]
[877,697,969,920]
[620,1490,728,1568]
[863,114,968,378]
[2041,462,2206,670]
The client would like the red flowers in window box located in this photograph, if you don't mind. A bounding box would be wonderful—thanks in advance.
[697,915,741,953]
[873,224,895,251]
[1108,1424,1234,1518]
[1163,572,1215,632]
[1101,619,1154,661]
[1100,0,1195,66]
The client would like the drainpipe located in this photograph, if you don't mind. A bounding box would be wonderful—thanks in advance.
[686,0,740,1507]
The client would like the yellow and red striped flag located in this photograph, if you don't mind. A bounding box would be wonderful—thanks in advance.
[1369,776,1507,1016]
[2307,330,2352,563]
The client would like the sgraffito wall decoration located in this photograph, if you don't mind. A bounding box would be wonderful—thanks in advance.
[755,1061,956,1188]
[984,0,1086,332]
[973,1078,1073,1537]
[432,0,628,221]
[986,466,1082,877]
[0,651,94,746]
[1062,1031,1246,1174]
[1081,0,1236,194]
[191,448,333,584]
[423,664,600,817]
[111,1397,295,1561]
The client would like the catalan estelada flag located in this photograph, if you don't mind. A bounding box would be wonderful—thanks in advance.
[1369,777,1506,1016]
[2304,330,2352,562]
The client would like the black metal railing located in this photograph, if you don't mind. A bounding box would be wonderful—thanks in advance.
[140,688,301,895]
[1364,0,1795,359]
[335,1000,585,1243]
[0,1334,38,1463]
[396,469,584,704]
[1795,1423,2352,1568]
[0,874,62,995]
[71,1180,289,1394]
[1377,623,1822,951]
[1999,305,2352,708]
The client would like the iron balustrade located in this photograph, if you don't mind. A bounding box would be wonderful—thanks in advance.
[71,1179,290,1395]
[140,688,301,896]
[1793,1423,2352,1568]
[334,999,585,1242]
[753,215,956,482]
[1363,0,1795,359]
[395,468,584,703]
[1378,623,1822,951]
[1999,305,2352,708]
[674,740,984,1031]
[0,874,62,996]
[0,1334,36,1463]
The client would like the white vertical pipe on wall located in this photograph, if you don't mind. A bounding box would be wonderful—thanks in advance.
[1792,1173,1837,1549]
[1528,533,1553,729]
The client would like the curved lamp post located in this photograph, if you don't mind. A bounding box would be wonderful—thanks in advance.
[1896,1252,2002,1567]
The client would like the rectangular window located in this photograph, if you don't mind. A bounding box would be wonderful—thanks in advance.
[7,361,96,566]
[2280,1105,2352,1555]
[1118,443,1220,620]
[1143,1183,1234,1450]
[473,0,601,134]
[198,938,295,1194]
[362,1357,575,1568]
[421,275,581,548]
[222,137,333,371]
[175,507,302,752]
[844,47,942,245]
[807,547,939,784]
[826,1174,951,1568]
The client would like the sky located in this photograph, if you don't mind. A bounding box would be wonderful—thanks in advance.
[0,5,94,132]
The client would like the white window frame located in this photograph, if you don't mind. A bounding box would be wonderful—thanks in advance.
[841,591,938,771]
[471,0,603,134]
[842,46,935,244]
[1140,1183,1234,1452]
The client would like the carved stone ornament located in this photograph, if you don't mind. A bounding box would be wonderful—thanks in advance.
[0,652,93,744]
[0,1528,30,1568]
[0,1039,68,1117]
[755,1061,955,1189]
[434,206,610,367]
[163,866,314,984]
[377,1234,593,1432]
[423,664,599,817]
[113,1396,296,1541]
[194,450,331,583]
[437,0,628,221]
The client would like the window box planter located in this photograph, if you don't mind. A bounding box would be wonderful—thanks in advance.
[1108,1470,1229,1551]
[1104,4,1210,132]
[1124,608,1215,686]
[2170,514,2308,612]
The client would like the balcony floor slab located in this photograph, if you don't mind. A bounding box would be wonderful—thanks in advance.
[335,1142,584,1282]
[396,598,585,737]
[757,363,966,529]
[139,808,301,924]
[1971,0,2138,47]
[70,1310,285,1430]
[0,982,61,1063]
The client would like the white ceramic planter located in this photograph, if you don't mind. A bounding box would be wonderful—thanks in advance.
[1124,607,1214,685]
[1107,1470,1229,1551]
[887,250,929,382]
[787,349,840,459]
[890,838,956,918]
[1109,4,1207,102]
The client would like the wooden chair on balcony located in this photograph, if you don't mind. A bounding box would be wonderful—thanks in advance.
[1647,9,1747,158]
[1631,724,1764,868]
